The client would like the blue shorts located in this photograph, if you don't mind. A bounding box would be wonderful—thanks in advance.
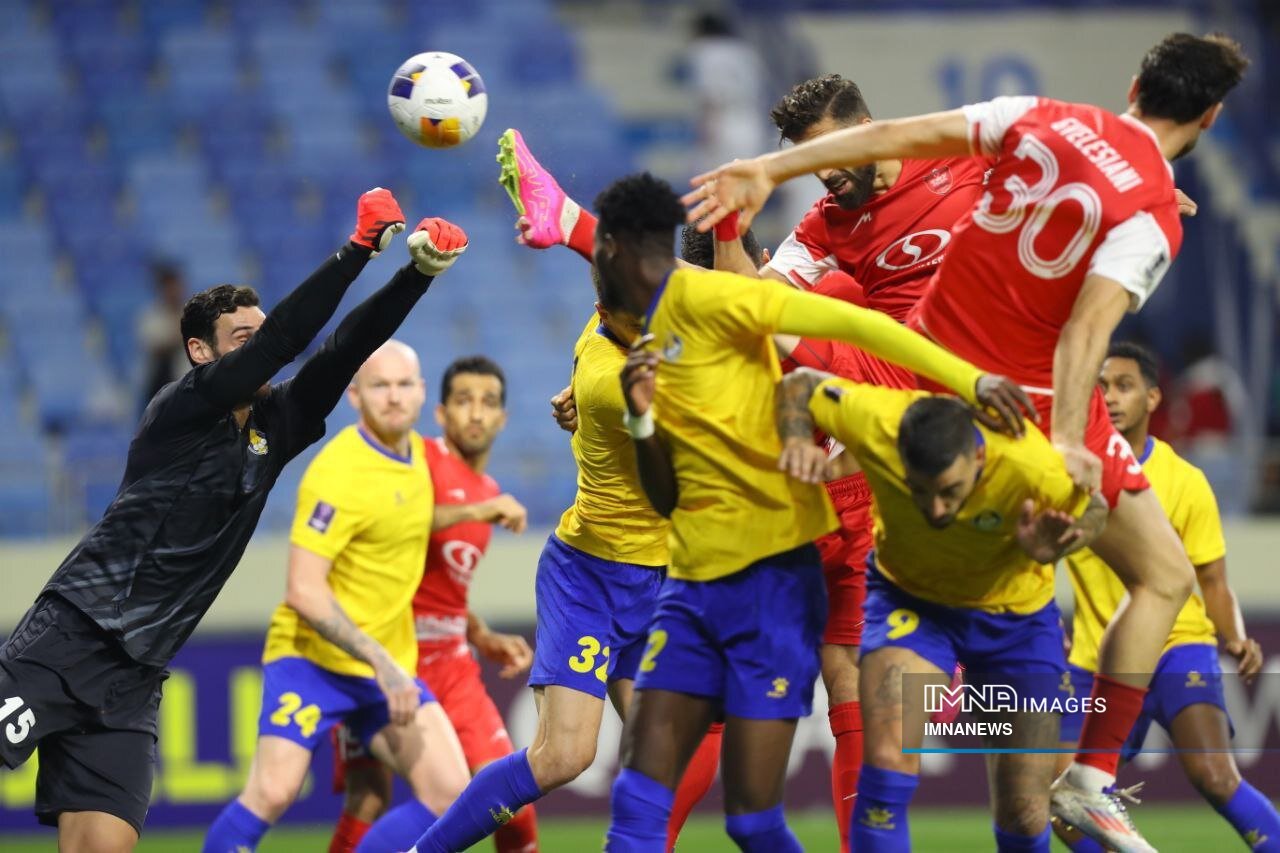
[258,657,433,750]
[528,535,664,700]
[861,557,1066,704]
[1061,644,1233,758]
[635,544,826,720]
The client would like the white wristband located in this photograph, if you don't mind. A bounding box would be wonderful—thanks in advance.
[624,410,655,439]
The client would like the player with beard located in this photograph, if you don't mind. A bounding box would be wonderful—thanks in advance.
[592,173,1028,853]
[709,75,994,849]
[328,356,536,853]
[776,366,1107,853]
[687,32,1248,852]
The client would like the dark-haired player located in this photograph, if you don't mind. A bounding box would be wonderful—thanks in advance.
[406,261,740,852]
[1057,343,1277,853]
[0,189,467,851]
[591,172,1028,852]
[689,33,1249,850]
[777,367,1106,852]
[328,356,538,853]
[715,74,995,847]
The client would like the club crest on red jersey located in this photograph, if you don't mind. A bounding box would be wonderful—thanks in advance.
[925,166,954,195]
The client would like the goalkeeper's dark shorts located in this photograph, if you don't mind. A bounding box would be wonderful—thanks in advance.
[0,594,164,835]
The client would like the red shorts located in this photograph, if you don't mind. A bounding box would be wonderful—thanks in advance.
[1030,388,1148,508]
[330,640,515,792]
[817,472,873,647]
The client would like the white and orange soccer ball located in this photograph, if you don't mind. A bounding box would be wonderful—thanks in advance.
[387,51,488,149]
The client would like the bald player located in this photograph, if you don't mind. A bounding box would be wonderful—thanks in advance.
[205,342,470,853]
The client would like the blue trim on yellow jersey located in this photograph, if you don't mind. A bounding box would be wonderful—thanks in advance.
[641,269,675,335]
[357,426,413,465]
[596,323,626,348]
[972,425,986,483]
[1138,434,1155,465]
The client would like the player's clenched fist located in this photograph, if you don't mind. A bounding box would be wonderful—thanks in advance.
[481,493,529,534]
[550,385,578,433]
[408,217,468,276]
[621,335,659,418]
[349,187,406,255]
[1055,441,1103,494]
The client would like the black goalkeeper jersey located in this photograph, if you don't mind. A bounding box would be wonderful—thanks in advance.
[42,246,435,667]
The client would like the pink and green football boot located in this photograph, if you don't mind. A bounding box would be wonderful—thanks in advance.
[497,128,595,257]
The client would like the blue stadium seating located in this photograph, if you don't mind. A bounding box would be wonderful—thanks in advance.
[0,1,632,535]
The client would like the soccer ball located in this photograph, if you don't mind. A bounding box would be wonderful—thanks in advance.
[387,52,488,149]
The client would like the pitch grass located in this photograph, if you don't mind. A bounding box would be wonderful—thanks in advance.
[0,805,1244,851]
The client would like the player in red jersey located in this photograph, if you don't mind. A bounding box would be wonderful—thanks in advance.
[329,356,536,853]
[704,74,990,853]
[687,32,1248,852]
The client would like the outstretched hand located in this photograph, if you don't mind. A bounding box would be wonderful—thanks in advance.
[1015,499,1085,563]
[408,218,468,276]
[349,187,406,256]
[682,158,776,232]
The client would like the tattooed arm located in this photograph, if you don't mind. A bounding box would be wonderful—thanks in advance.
[284,544,420,725]
[775,368,832,484]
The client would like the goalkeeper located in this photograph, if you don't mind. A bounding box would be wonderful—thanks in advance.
[0,189,466,853]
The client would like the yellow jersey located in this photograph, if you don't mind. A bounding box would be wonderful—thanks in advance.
[554,316,669,566]
[810,378,1089,613]
[645,269,838,581]
[1066,436,1224,671]
[263,425,433,677]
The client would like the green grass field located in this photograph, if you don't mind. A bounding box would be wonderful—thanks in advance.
[0,805,1245,851]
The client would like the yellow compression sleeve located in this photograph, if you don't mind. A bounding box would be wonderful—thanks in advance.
[775,289,982,402]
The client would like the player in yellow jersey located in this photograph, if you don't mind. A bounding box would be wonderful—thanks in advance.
[405,248,751,852]
[776,367,1107,851]
[588,172,1032,852]
[1056,342,1276,852]
[206,342,470,852]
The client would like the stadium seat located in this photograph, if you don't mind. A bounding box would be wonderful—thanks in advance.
[505,24,580,86]
[140,1,210,38]
[0,477,55,538]
[62,424,132,523]
[99,96,179,159]
[68,30,152,99]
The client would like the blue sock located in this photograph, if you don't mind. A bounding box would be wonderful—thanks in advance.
[851,765,918,852]
[410,749,542,853]
[1214,780,1280,852]
[994,823,1051,852]
[356,799,436,852]
[725,805,802,853]
[1068,836,1105,852]
[203,799,270,853]
[604,768,673,852]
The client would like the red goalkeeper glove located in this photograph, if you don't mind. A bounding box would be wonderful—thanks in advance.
[407,218,468,276]
[349,187,406,255]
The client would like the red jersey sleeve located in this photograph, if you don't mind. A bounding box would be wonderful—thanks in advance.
[766,203,838,288]
[963,96,1040,157]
